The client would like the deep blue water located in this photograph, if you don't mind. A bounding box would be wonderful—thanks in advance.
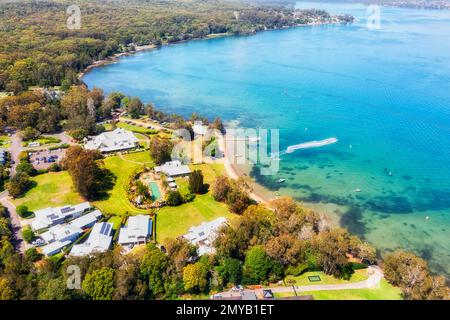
[83,3,450,276]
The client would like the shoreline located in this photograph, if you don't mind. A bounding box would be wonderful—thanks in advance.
[78,21,352,81]
[77,17,356,217]
[217,133,273,206]
[78,44,157,79]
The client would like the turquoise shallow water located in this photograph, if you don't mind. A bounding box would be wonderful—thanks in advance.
[83,3,450,276]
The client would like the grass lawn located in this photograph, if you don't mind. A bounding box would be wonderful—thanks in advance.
[273,278,402,300]
[12,171,84,211]
[135,133,150,148]
[287,270,369,286]
[22,135,61,147]
[189,163,226,185]
[104,121,157,134]
[156,162,235,242]
[107,215,123,230]
[0,135,11,148]
[93,151,154,216]
[301,280,402,300]
[156,193,235,243]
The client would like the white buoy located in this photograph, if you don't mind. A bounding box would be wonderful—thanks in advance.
[305,127,308,131]
[389,171,392,176]
[425,216,430,220]
[349,144,352,149]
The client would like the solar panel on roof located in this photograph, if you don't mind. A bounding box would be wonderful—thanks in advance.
[103,224,111,235]
[100,223,106,234]
[60,206,75,214]
[49,213,59,219]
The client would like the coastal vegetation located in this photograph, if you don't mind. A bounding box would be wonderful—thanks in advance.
[0,0,353,92]
[0,0,447,302]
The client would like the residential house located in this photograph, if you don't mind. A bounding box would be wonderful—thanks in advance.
[70,222,114,256]
[31,202,91,231]
[183,217,227,256]
[84,128,138,153]
[41,240,71,257]
[40,224,82,244]
[69,210,103,230]
[118,215,152,247]
[154,160,191,177]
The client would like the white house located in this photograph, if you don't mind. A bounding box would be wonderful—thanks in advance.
[40,224,82,244]
[154,160,191,177]
[84,128,138,153]
[70,222,114,257]
[69,210,103,230]
[183,217,227,256]
[41,240,71,257]
[31,202,91,231]
[118,215,152,247]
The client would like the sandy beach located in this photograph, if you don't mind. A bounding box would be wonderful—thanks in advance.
[216,132,273,206]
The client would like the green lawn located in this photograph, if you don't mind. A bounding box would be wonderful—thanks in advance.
[105,121,157,135]
[156,162,235,242]
[12,171,84,211]
[92,151,154,216]
[299,280,403,300]
[273,277,402,300]
[135,133,150,148]
[22,135,61,147]
[0,135,11,149]
[107,215,123,230]
[189,163,226,185]
[156,193,235,243]
[287,270,369,287]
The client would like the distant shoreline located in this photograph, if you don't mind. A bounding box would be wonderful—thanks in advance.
[78,20,353,81]
[78,44,158,79]
[78,18,355,211]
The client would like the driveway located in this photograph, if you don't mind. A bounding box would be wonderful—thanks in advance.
[8,132,23,175]
[0,190,26,254]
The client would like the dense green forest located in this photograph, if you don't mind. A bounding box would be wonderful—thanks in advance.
[0,0,353,90]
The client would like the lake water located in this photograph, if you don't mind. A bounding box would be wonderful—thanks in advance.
[83,2,450,276]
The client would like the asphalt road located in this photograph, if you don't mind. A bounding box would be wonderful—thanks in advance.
[0,190,25,254]
[9,132,23,175]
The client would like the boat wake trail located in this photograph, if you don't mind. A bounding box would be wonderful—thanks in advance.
[272,137,338,158]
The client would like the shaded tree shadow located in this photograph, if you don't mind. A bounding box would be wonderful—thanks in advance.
[89,168,117,201]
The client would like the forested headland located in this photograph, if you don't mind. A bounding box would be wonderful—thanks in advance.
[0,0,353,91]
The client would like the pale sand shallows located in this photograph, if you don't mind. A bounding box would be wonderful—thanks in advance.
[217,132,272,206]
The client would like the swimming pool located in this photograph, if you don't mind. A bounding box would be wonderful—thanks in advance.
[149,181,162,201]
